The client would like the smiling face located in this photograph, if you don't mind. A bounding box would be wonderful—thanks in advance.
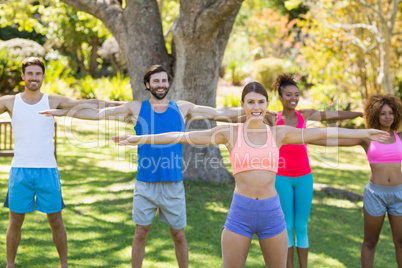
[21,65,45,92]
[146,72,170,100]
[241,91,269,121]
[279,85,299,109]
[378,104,394,130]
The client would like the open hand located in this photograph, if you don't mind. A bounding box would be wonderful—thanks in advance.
[368,129,390,142]
[39,109,66,117]
[112,135,142,146]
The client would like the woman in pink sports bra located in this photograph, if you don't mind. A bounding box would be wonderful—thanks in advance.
[112,83,388,268]
[270,74,363,268]
[311,95,402,268]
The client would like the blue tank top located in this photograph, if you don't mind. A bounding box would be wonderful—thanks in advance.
[134,100,185,182]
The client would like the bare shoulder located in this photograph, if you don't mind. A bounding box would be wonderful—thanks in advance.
[0,95,16,108]
[299,108,316,117]
[176,100,192,106]
[48,94,66,107]
[0,94,16,103]
[124,100,142,113]
[176,100,193,109]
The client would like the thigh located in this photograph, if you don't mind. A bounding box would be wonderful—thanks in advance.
[158,182,186,229]
[35,168,64,213]
[275,175,295,224]
[259,229,288,268]
[221,228,252,268]
[294,173,313,223]
[388,214,402,244]
[132,182,158,226]
[363,208,385,241]
[6,168,35,213]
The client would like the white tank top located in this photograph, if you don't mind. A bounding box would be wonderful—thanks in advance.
[11,93,57,168]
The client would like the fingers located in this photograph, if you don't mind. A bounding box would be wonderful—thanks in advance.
[111,136,126,142]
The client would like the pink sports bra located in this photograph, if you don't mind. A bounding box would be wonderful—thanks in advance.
[230,124,279,175]
[367,132,402,164]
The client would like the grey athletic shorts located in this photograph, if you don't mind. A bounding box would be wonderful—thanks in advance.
[363,181,402,217]
[132,180,186,229]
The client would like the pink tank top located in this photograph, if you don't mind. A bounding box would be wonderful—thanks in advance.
[230,124,279,175]
[367,132,402,164]
[276,110,311,177]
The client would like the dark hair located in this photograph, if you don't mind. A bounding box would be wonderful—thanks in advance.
[272,73,298,96]
[22,57,45,74]
[241,82,269,102]
[364,94,402,131]
[143,65,172,88]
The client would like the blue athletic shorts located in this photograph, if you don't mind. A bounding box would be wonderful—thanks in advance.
[223,192,286,239]
[363,181,402,216]
[4,167,65,214]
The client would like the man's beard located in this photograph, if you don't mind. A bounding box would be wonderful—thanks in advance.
[150,86,169,100]
[26,80,42,91]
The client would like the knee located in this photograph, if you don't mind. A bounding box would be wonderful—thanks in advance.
[171,229,186,244]
[363,237,379,249]
[48,216,65,230]
[393,237,402,249]
[135,226,150,240]
[294,222,308,236]
[8,217,24,229]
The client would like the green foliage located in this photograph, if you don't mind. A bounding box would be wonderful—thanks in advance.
[77,75,98,99]
[252,58,286,90]
[0,48,24,95]
[74,73,133,101]
[1,0,112,77]
[219,92,242,108]
[42,59,77,96]
[98,73,132,101]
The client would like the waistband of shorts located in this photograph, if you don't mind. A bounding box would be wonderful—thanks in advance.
[367,181,402,193]
[232,191,280,210]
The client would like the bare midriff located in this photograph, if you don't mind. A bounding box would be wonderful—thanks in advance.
[234,170,277,200]
[369,163,402,186]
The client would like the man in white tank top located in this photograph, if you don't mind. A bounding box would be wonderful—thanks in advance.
[0,57,121,268]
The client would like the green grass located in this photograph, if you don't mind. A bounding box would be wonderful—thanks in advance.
[0,119,397,267]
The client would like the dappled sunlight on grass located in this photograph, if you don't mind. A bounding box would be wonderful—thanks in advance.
[309,253,346,268]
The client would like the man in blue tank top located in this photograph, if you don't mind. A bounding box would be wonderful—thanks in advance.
[0,57,122,268]
[41,65,243,268]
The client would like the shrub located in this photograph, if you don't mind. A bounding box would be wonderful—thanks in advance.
[252,58,285,90]
[0,48,24,95]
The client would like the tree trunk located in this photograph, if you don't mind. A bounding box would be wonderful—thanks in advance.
[60,0,244,183]
[89,35,99,77]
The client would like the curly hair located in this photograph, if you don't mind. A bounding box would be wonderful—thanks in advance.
[364,95,402,131]
[272,73,298,96]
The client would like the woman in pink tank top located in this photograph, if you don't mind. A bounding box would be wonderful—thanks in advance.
[271,74,363,268]
[311,95,402,268]
[113,83,388,268]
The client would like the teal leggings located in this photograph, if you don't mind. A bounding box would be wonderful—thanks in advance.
[275,173,313,248]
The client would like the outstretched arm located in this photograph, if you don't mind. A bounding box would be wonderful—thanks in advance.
[178,100,244,121]
[112,125,230,146]
[215,111,277,125]
[279,126,389,147]
[51,95,124,110]
[308,138,366,147]
[302,109,363,121]
[40,101,139,121]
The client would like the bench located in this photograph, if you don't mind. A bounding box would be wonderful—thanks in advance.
[0,121,57,158]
